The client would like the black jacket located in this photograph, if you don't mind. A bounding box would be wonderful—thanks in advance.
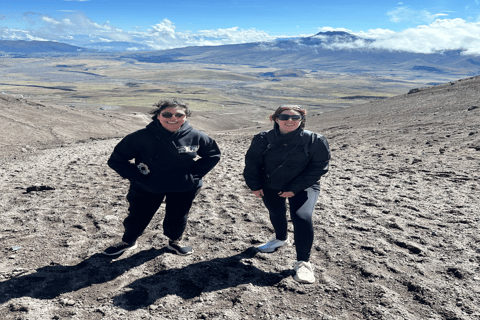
[108,120,221,193]
[243,125,330,194]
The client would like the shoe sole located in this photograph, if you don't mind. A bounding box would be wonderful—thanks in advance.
[257,243,286,253]
[167,245,194,256]
[257,247,279,253]
[102,243,137,256]
[294,274,315,284]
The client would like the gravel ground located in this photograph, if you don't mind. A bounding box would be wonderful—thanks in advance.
[0,76,479,320]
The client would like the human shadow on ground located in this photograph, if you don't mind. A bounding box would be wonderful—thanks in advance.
[113,247,288,310]
[0,248,168,304]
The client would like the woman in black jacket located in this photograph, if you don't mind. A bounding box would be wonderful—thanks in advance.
[103,99,221,256]
[243,105,330,283]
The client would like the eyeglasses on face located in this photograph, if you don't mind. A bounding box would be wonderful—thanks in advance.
[160,112,186,118]
[276,114,303,121]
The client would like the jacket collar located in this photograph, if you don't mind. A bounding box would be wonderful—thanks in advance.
[273,122,302,141]
[146,119,193,140]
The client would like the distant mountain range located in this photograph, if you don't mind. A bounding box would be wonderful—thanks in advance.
[80,41,153,52]
[1,32,479,80]
[124,31,480,79]
[0,40,87,55]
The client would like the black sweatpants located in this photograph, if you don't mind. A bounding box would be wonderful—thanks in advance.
[121,186,200,244]
[262,185,320,262]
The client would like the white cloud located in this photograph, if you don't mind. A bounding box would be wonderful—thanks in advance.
[317,27,352,33]
[387,7,440,24]
[141,19,277,50]
[0,12,283,50]
[305,20,480,55]
[2,12,480,55]
[198,27,275,43]
[41,17,61,25]
[30,12,134,43]
[352,19,480,54]
[0,28,47,41]
[150,19,177,38]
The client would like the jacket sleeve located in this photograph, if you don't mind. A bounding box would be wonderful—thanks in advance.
[107,133,146,182]
[243,132,268,191]
[190,136,221,179]
[285,134,330,194]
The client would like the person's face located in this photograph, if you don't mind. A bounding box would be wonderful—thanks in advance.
[157,107,187,132]
[275,109,302,134]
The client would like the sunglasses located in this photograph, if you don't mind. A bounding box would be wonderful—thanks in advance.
[276,114,303,121]
[160,112,186,118]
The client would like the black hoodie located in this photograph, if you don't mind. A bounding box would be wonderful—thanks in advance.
[243,124,330,194]
[108,120,221,193]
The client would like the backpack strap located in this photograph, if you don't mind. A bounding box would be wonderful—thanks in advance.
[262,129,313,156]
[261,130,276,155]
[300,130,313,157]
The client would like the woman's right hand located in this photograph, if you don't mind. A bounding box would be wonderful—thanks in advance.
[252,189,264,198]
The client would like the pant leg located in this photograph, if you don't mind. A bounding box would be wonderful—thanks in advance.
[162,188,200,241]
[122,186,165,244]
[261,188,288,241]
[288,186,320,262]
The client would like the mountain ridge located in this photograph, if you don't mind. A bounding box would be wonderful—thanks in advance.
[2,35,480,81]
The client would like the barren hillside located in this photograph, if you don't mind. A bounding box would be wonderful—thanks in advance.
[0,76,479,320]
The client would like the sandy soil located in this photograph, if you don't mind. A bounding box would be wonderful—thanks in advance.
[0,76,479,320]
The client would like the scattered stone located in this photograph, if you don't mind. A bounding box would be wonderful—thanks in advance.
[9,303,28,312]
[25,185,55,193]
[411,158,422,164]
[408,88,420,94]
[60,298,76,306]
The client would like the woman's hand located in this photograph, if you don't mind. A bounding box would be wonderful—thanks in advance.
[278,191,295,198]
[252,189,264,198]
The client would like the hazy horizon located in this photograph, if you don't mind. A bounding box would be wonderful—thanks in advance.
[2,1,480,54]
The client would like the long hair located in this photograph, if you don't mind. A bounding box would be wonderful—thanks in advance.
[270,105,307,129]
[149,99,192,121]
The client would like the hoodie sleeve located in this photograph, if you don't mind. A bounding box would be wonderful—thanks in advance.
[107,132,147,182]
[190,135,221,179]
[285,134,330,194]
[243,132,269,191]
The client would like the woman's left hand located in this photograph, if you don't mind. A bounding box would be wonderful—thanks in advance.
[278,191,295,198]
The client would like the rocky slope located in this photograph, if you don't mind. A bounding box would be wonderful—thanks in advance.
[0,76,479,320]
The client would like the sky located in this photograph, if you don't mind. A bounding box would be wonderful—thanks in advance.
[1,0,480,54]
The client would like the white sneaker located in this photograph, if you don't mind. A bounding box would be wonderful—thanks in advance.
[257,237,287,253]
[293,261,315,284]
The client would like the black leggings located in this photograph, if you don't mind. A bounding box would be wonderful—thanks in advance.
[122,186,199,244]
[262,186,320,262]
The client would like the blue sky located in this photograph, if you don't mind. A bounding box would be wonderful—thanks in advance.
[1,0,480,54]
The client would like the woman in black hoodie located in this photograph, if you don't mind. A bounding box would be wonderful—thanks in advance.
[243,105,330,283]
[103,99,221,256]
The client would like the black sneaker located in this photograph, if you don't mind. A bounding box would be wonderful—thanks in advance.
[167,239,193,256]
[102,241,137,256]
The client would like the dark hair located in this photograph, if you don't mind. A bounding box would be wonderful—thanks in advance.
[270,105,307,129]
[149,99,192,121]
